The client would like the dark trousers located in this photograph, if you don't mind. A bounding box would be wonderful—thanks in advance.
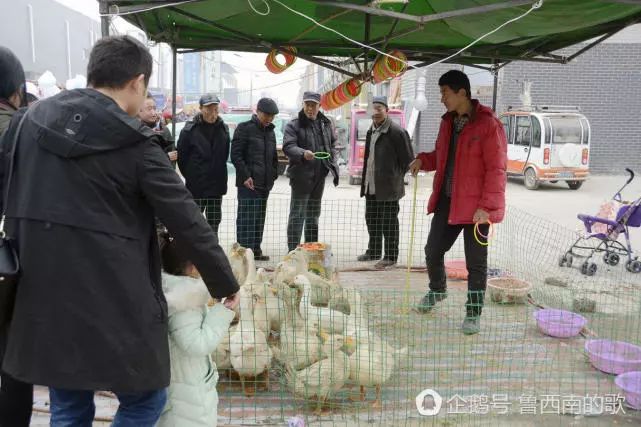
[287,176,326,252]
[195,197,222,234]
[0,371,33,427]
[49,387,166,427]
[425,195,489,317]
[236,187,269,255]
[364,195,400,261]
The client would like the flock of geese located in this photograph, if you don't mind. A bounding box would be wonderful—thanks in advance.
[213,244,407,414]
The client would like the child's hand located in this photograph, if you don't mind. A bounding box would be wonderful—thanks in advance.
[223,293,240,310]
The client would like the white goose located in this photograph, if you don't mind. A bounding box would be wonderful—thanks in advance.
[229,287,273,396]
[297,274,352,334]
[278,283,324,370]
[284,334,355,415]
[345,291,407,409]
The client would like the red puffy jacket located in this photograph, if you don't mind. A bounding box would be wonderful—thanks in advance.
[417,100,507,224]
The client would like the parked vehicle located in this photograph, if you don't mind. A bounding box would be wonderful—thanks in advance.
[347,108,406,185]
[500,105,590,190]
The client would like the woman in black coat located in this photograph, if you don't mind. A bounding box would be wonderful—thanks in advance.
[0,45,33,427]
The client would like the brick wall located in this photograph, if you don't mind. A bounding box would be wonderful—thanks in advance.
[403,42,641,174]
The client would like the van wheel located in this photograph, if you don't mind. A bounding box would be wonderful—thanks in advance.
[550,180,558,184]
[348,176,361,186]
[524,168,540,190]
[567,180,583,190]
[277,163,287,176]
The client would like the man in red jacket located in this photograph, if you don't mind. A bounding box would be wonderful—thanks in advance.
[410,70,507,335]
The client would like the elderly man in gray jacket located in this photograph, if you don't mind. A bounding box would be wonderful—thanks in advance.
[357,96,414,268]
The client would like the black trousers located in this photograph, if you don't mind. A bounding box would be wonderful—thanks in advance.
[287,176,326,252]
[195,197,222,235]
[0,328,33,427]
[236,187,269,255]
[424,195,489,317]
[364,195,400,261]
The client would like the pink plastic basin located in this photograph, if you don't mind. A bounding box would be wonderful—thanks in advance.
[534,309,587,338]
[615,371,641,410]
[585,340,641,375]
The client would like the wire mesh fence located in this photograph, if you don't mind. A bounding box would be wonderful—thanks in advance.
[189,196,641,425]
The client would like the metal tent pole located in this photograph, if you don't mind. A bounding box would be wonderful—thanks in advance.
[172,46,177,137]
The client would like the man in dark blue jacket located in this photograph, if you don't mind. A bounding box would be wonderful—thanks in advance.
[177,94,230,234]
[230,98,279,261]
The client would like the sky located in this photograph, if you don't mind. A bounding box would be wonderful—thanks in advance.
[54,0,311,108]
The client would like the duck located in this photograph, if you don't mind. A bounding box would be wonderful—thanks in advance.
[284,334,355,415]
[212,323,237,371]
[345,291,407,409]
[278,282,325,370]
[229,286,273,396]
[228,243,256,286]
[296,274,352,334]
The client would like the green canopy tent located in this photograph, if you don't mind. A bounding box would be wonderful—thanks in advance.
[99,0,641,125]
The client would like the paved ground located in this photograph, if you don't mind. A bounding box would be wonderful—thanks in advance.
[29,173,641,426]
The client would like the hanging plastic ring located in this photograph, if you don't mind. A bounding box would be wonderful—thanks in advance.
[473,221,493,246]
[313,151,331,160]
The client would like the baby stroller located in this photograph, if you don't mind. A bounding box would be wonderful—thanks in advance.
[559,169,641,276]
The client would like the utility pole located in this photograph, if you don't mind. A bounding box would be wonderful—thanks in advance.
[99,1,110,38]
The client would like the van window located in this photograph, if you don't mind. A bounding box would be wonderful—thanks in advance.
[515,116,531,146]
[580,118,590,145]
[531,117,542,148]
[548,116,582,145]
[500,116,511,144]
[544,118,552,144]
[357,116,402,141]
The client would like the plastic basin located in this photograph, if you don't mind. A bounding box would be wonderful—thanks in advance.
[534,309,587,338]
[585,339,641,375]
[615,371,641,410]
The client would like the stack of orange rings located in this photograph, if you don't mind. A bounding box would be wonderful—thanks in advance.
[473,221,494,246]
[320,78,362,111]
[372,49,408,83]
[265,47,297,74]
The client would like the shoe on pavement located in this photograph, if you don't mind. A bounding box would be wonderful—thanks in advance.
[415,291,447,313]
[374,259,397,269]
[462,316,481,335]
[357,252,380,262]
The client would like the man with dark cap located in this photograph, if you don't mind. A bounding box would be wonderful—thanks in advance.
[357,96,414,269]
[231,98,279,260]
[0,45,33,427]
[177,93,230,234]
[283,91,339,251]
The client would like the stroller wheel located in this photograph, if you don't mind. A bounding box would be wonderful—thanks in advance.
[559,254,573,267]
[626,260,641,274]
[604,253,620,266]
[581,262,597,276]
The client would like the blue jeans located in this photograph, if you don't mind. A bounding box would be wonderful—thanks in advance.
[49,387,167,427]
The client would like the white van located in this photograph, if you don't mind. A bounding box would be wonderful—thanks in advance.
[499,106,590,190]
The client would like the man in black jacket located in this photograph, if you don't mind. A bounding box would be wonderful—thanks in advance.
[177,93,230,234]
[230,98,279,261]
[0,36,239,426]
[139,93,177,164]
[358,96,414,268]
[283,91,339,251]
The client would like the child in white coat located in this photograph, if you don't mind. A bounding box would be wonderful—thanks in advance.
[157,234,239,427]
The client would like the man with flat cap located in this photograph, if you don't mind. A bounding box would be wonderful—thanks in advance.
[231,98,279,261]
[283,91,339,252]
[177,93,230,234]
[357,96,414,269]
